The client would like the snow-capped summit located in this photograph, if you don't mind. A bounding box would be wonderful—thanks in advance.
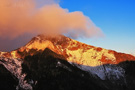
[1,34,135,66]
[21,34,135,66]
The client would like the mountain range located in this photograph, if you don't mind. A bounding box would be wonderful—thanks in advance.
[0,34,135,90]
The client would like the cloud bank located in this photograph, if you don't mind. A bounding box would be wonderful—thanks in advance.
[0,0,103,39]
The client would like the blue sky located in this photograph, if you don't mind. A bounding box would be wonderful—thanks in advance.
[59,0,135,54]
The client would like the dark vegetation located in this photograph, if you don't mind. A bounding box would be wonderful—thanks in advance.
[119,61,135,90]
[0,64,18,90]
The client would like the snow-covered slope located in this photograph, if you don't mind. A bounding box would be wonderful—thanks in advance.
[1,34,135,66]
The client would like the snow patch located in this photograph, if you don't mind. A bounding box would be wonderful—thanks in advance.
[72,63,125,80]
[65,46,116,66]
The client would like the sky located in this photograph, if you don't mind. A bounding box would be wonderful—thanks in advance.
[0,0,134,54]
[60,0,135,54]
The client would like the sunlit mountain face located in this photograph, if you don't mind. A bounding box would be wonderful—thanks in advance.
[1,34,135,65]
[0,34,135,90]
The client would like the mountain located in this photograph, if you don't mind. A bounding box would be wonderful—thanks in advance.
[1,34,135,66]
[0,34,135,90]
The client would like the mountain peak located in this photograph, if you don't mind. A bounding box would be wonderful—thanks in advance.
[24,34,71,49]
[32,34,71,43]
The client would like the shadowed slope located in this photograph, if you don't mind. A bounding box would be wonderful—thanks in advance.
[0,64,18,90]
